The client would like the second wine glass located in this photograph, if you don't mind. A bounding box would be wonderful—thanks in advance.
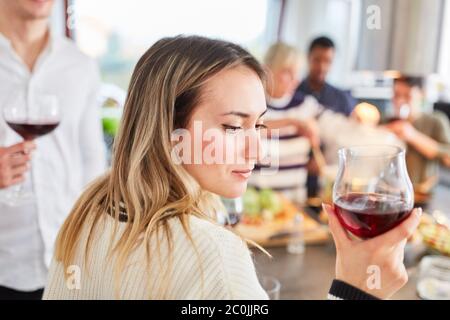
[1,91,60,206]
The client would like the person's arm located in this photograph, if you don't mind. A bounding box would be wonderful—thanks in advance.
[205,222,382,300]
[324,204,421,299]
[431,112,450,166]
[79,62,107,185]
[385,115,450,163]
[264,118,299,137]
[406,129,441,160]
[264,118,320,148]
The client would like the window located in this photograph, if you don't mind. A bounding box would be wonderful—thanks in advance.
[71,0,272,89]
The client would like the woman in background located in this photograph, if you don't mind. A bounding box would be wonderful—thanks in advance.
[254,42,386,201]
[44,36,421,300]
[249,42,322,203]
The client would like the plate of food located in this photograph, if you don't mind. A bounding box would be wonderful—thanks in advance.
[234,188,329,247]
[419,212,450,257]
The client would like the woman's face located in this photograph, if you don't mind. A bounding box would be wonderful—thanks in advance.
[182,66,267,198]
[271,63,301,98]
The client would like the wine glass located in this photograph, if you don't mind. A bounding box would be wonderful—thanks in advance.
[332,145,414,239]
[259,276,281,300]
[220,197,243,227]
[1,91,60,206]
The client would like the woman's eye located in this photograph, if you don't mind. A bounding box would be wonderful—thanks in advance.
[255,124,268,130]
[222,124,243,133]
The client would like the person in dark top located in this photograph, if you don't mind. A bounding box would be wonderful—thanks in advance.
[297,36,356,116]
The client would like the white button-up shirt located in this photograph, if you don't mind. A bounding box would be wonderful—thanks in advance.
[0,32,107,291]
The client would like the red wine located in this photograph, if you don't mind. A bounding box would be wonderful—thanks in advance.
[6,121,59,140]
[334,193,412,238]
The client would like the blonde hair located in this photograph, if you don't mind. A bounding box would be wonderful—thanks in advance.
[54,36,266,298]
[264,42,303,71]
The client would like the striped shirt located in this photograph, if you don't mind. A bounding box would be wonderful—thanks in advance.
[249,91,323,205]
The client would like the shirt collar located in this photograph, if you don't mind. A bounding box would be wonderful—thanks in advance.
[0,28,61,56]
[0,28,63,74]
[301,77,329,97]
[0,32,12,50]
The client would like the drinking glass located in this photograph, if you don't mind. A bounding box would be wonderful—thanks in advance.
[220,197,243,227]
[260,275,281,300]
[1,91,60,206]
[332,145,414,239]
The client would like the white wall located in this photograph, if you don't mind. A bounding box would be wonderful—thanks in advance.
[279,0,360,88]
[50,0,67,36]
[438,0,450,84]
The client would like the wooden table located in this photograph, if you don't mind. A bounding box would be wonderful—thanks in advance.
[252,183,450,300]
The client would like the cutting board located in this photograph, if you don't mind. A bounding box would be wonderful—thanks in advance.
[234,196,330,247]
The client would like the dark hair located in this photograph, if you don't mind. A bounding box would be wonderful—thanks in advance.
[308,36,335,54]
[394,75,424,89]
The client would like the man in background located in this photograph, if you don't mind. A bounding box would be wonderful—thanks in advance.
[385,76,450,190]
[297,36,356,116]
[0,0,106,299]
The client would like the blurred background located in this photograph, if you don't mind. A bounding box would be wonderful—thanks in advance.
[49,0,450,184]
[46,1,450,300]
[51,0,450,107]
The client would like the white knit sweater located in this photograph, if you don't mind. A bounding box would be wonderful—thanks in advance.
[43,214,268,300]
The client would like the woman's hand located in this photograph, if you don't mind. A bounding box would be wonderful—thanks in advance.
[323,204,422,299]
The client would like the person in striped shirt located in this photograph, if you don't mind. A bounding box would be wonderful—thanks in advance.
[249,42,323,204]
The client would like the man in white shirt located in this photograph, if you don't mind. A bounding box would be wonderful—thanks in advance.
[0,0,106,299]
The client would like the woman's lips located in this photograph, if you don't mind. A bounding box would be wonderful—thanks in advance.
[231,169,253,179]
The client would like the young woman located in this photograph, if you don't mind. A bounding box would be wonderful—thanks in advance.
[43,36,421,300]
